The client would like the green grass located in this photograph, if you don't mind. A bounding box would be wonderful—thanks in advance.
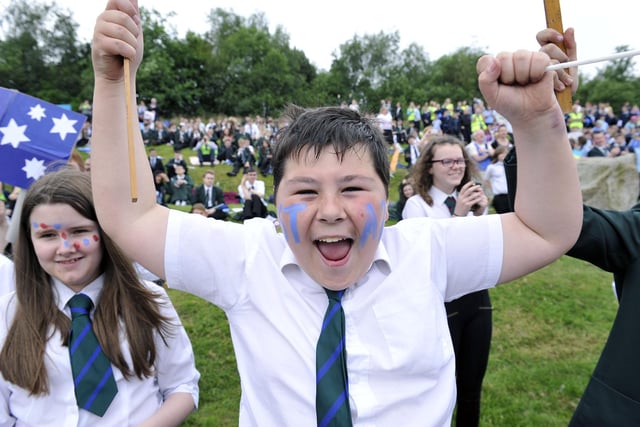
[145,144,616,425]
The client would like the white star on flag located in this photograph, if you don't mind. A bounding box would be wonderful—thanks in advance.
[28,104,46,121]
[22,157,46,180]
[0,118,31,148]
[50,113,78,141]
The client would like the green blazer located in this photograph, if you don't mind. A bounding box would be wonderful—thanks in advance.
[505,149,640,424]
[567,204,640,425]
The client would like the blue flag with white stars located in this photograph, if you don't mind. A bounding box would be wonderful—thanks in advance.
[0,87,86,189]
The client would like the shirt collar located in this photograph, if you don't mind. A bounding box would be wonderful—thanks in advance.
[278,236,391,289]
[53,274,105,315]
[430,186,457,206]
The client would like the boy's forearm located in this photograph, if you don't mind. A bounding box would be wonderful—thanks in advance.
[512,108,582,248]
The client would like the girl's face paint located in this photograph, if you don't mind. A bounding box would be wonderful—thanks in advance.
[29,203,103,293]
[276,146,388,290]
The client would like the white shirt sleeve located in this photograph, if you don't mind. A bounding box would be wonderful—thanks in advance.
[0,256,14,296]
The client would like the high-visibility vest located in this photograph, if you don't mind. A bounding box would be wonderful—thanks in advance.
[471,114,487,132]
[201,143,212,155]
[567,112,584,129]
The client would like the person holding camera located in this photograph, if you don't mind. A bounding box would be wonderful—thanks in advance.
[402,136,490,427]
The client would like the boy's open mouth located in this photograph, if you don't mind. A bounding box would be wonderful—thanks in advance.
[315,238,353,261]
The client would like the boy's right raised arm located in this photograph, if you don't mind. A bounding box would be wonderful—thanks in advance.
[91,0,168,277]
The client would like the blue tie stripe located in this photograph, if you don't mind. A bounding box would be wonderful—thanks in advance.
[321,302,341,331]
[318,389,349,427]
[74,346,103,387]
[68,293,118,416]
[70,323,92,355]
[70,307,89,315]
[316,337,345,382]
[316,289,352,426]
[83,366,115,411]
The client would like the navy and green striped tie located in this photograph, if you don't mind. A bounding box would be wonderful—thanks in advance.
[316,289,352,427]
[68,294,118,416]
[445,195,456,216]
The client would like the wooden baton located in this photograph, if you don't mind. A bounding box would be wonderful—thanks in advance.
[543,0,573,113]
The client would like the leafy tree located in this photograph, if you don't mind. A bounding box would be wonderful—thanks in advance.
[0,0,85,105]
[202,9,316,117]
[576,45,640,109]
[135,8,181,117]
[1,0,638,120]
[329,31,405,112]
[377,42,432,110]
[426,47,485,104]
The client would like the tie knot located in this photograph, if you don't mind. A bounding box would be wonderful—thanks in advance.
[68,294,93,319]
[325,289,344,302]
[444,196,456,215]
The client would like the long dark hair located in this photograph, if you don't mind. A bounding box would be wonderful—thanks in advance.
[0,168,173,395]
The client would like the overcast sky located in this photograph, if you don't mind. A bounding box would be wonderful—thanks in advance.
[8,1,640,76]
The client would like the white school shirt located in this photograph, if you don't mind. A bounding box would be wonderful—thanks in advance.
[484,161,508,195]
[165,209,502,426]
[0,255,14,296]
[403,187,488,220]
[237,179,266,203]
[0,275,200,427]
[409,143,420,166]
[402,187,461,220]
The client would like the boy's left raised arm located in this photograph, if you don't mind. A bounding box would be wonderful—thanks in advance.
[476,51,582,283]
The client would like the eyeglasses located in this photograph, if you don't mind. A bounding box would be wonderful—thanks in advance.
[430,158,467,167]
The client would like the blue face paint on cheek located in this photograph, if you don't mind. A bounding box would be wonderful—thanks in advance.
[279,203,307,244]
[32,222,39,229]
[378,199,387,237]
[82,238,90,247]
[360,203,381,247]
[53,224,62,230]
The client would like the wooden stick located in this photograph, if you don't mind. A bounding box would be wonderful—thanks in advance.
[546,49,640,71]
[543,0,573,113]
[123,58,138,203]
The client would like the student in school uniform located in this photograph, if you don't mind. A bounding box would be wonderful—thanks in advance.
[89,2,582,424]
[0,168,199,426]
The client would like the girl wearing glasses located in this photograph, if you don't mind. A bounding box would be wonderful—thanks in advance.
[402,136,491,427]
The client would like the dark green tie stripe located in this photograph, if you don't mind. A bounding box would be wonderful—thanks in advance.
[68,294,118,417]
[316,289,352,427]
[445,196,456,215]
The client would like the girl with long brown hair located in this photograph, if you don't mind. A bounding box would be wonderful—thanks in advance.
[402,136,492,427]
[0,168,199,426]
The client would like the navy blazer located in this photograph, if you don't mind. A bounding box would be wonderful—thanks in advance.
[192,184,225,208]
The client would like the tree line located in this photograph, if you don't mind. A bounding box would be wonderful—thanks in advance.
[1,0,638,119]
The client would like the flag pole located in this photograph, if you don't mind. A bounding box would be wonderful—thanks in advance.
[123,57,138,203]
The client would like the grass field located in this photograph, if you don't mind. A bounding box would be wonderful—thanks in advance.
[119,143,617,425]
